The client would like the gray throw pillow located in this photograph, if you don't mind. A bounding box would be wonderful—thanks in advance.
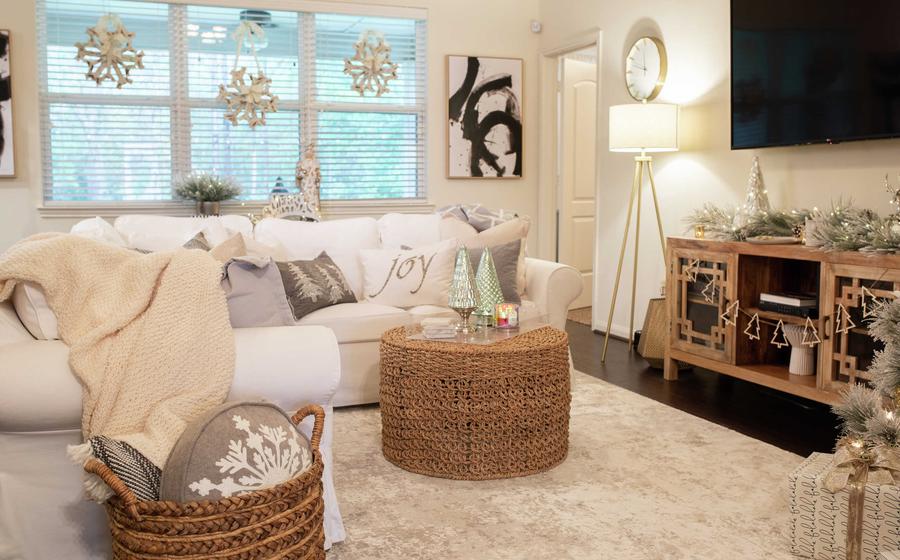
[468,239,522,304]
[182,231,212,251]
[160,401,313,502]
[276,252,357,320]
[221,256,295,328]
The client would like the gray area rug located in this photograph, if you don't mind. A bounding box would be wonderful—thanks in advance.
[328,371,801,559]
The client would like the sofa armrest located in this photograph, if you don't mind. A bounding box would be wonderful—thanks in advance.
[524,258,584,330]
[230,325,341,410]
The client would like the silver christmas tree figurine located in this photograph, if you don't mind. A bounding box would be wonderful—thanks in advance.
[448,246,480,334]
[474,248,505,327]
[736,156,771,227]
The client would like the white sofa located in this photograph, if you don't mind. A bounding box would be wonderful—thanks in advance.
[0,212,583,560]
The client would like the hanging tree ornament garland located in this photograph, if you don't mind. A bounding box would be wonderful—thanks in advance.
[770,320,789,348]
[861,286,884,319]
[721,300,740,327]
[74,14,145,88]
[744,313,761,341]
[343,30,399,97]
[835,303,857,335]
[218,21,278,128]
[802,317,821,347]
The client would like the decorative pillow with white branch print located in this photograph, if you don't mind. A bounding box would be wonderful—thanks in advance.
[160,401,313,502]
[276,251,357,320]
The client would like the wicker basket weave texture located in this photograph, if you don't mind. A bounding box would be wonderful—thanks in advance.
[380,326,571,480]
[84,405,327,560]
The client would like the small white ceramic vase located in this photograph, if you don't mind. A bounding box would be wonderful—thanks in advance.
[783,324,815,376]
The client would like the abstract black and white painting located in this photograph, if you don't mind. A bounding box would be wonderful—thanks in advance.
[0,30,13,177]
[447,56,522,179]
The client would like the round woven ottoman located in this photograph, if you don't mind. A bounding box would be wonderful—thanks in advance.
[379,326,571,480]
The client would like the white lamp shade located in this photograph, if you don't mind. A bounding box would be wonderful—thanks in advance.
[609,103,679,153]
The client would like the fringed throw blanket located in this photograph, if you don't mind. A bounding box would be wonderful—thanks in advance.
[0,234,234,483]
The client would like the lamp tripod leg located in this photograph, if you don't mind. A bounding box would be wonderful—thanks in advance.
[601,160,641,364]
[629,161,643,349]
[647,160,667,261]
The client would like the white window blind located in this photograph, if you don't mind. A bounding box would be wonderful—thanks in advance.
[37,0,427,204]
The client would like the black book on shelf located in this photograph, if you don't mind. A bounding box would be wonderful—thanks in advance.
[758,300,818,319]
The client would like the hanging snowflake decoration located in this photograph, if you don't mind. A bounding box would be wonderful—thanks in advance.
[217,22,278,128]
[74,14,144,89]
[343,30,399,97]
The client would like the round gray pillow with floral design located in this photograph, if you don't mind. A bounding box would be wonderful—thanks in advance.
[160,401,313,502]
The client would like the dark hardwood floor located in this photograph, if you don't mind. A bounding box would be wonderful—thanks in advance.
[566,320,839,457]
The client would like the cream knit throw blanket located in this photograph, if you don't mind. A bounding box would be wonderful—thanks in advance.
[0,233,234,468]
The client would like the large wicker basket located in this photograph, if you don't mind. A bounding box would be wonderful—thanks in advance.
[84,405,327,560]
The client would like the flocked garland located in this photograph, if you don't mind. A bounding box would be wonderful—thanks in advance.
[685,200,900,254]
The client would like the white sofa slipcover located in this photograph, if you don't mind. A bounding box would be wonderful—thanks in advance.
[1,212,584,559]
[0,315,345,559]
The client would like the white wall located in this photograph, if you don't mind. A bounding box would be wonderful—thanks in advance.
[538,0,900,337]
[0,0,542,250]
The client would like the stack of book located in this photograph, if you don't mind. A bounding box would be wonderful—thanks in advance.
[758,292,818,318]
[421,317,458,339]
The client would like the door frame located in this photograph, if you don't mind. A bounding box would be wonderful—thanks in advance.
[536,29,603,264]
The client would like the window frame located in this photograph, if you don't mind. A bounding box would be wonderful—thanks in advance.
[37,0,429,215]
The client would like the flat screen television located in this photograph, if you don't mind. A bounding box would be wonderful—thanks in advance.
[731,0,900,149]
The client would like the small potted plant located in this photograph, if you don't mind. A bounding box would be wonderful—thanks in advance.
[174,173,242,216]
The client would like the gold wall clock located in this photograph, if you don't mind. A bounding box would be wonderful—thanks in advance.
[625,36,667,101]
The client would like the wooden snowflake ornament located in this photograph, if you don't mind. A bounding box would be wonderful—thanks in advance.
[344,30,399,97]
[74,14,144,89]
[218,67,278,128]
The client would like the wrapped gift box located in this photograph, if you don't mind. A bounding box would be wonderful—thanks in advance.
[789,453,900,560]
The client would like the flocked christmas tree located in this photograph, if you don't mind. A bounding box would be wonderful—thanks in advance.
[473,248,505,326]
[833,299,900,448]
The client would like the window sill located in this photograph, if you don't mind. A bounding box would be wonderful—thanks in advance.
[38,199,436,220]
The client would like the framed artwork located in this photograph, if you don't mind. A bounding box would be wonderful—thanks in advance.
[0,30,13,178]
[447,55,522,179]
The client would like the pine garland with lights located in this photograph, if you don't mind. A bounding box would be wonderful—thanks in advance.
[684,205,808,241]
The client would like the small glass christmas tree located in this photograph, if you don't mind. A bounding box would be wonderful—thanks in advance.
[735,156,771,227]
[448,246,480,334]
[474,248,505,327]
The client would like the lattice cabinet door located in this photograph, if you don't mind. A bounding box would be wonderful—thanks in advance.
[821,263,900,392]
[669,249,737,363]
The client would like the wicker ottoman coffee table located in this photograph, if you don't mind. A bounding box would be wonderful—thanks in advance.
[379,325,571,480]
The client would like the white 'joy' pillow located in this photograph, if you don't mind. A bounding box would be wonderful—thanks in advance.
[360,239,458,308]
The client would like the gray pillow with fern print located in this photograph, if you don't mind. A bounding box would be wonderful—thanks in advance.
[276,252,357,320]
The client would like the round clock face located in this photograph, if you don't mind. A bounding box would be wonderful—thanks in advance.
[625,37,667,101]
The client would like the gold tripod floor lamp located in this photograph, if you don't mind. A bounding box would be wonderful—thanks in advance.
[601,102,679,363]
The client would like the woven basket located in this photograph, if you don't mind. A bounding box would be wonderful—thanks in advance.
[84,405,327,560]
[380,326,571,480]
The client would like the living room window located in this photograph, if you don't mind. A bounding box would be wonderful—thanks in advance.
[37,0,427,205]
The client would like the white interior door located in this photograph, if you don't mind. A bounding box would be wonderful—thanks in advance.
[558,56,597,310]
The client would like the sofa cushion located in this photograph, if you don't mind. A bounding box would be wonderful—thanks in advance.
[377,213,441,249]
[70,217,128,247]
[0,302,32,345]
[11,282,58,340]
[297,302,409,344]
[221,257,295,328]
[253,217,379,299]
[439,216,478,242]
[359,239,457,308]
[160,401,312,502]
[277,253,357,320]
[468,239,522,304]
[114,215,252,251]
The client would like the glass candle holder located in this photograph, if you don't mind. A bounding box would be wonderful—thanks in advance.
[494,303,520,329]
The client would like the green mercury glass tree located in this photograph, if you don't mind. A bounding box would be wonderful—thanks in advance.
[448,246,480,334]
[474,247,505,327]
